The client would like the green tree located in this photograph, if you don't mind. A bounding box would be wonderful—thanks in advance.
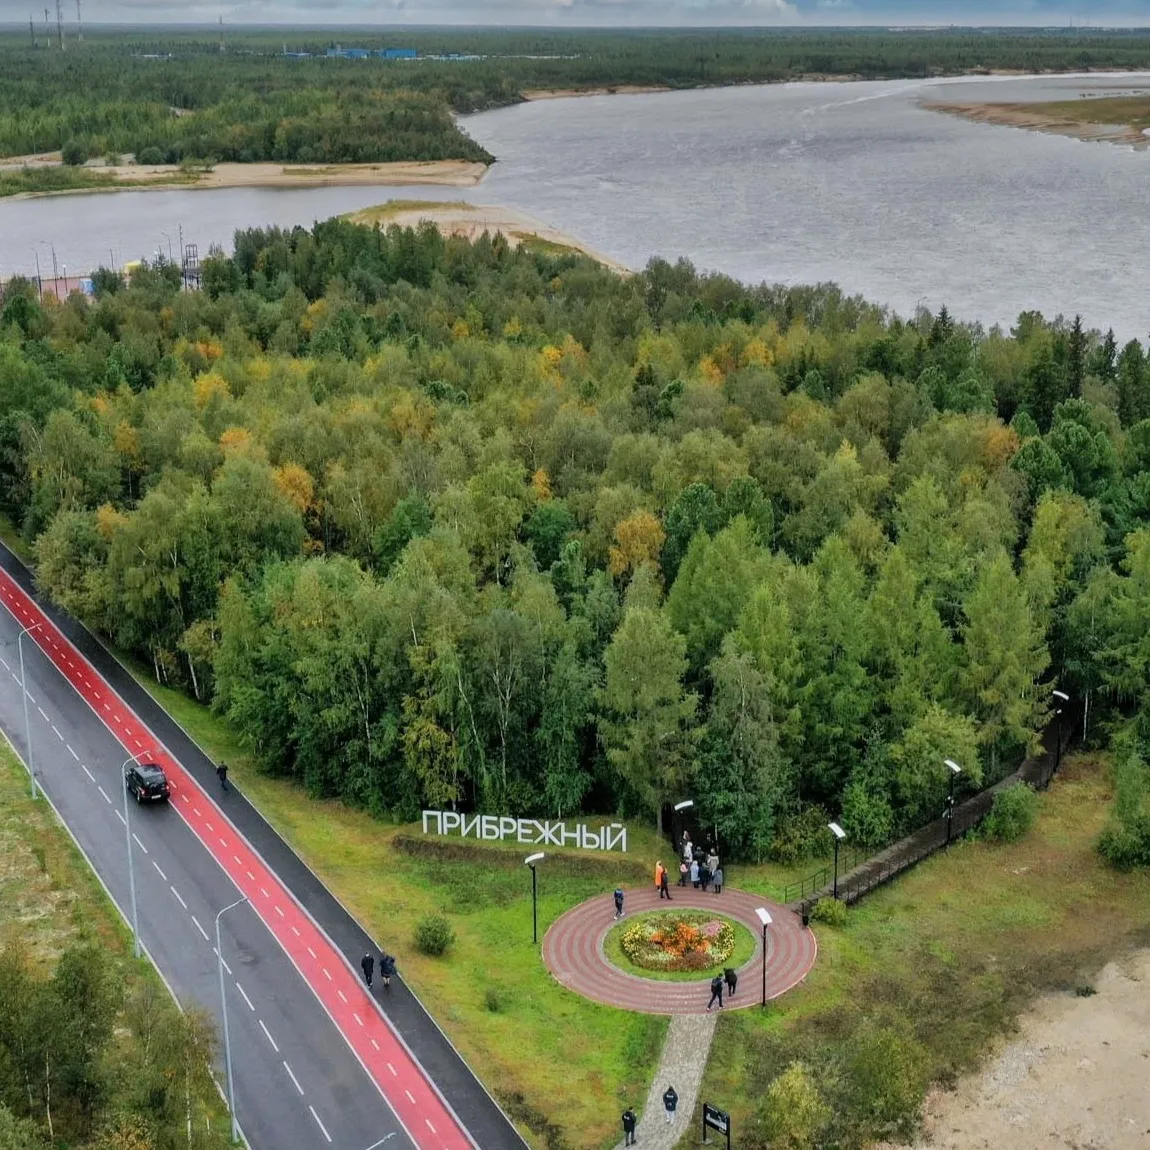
[660,481,722,582]
[892,703,980,830]
[755,1062,830,1150]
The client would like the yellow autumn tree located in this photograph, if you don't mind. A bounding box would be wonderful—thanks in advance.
[193,371,230,410]
[219,426,254,456]
[609,511,666,577]
[532,468,553,501]
[274,463,316,515]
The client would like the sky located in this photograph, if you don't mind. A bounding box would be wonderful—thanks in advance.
[3,0,1150,26]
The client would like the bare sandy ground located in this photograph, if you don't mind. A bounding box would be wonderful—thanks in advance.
[892,950,1150,1150]
[344,200,632,272]
[520,85,671,100]
[922,100,1148,147]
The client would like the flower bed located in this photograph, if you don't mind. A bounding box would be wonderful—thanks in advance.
[619,911,737,972]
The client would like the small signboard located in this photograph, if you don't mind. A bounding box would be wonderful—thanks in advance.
[702,1102,730,1149]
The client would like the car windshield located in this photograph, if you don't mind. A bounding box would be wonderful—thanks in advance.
[138,765,165,782]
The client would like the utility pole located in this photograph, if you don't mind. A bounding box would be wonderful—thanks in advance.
[44,9,50,47]
[29,14,36,47]
[54,0,63,51]
[219,14,225,53]
[75,0,81,42]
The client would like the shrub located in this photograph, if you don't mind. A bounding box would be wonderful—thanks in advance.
[809,897,848,928]
[982,783,1038,843]
[135,145,167,166]
[483,986,507,1012]
[60,138,89,166]
[836,1026,929,1142]
[769,804,832,864]
[756,1061,829,1150]
[414,914,455,956]
[1098,751,1150,870]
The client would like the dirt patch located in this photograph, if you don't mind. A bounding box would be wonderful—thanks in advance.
[900,950,1150,1149]
[521,85,671,101]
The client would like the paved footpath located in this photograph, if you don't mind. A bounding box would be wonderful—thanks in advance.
[543,886,817,1014]
[613,1013,717,1150]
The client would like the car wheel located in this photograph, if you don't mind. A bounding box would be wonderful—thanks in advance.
[135,788,142,804]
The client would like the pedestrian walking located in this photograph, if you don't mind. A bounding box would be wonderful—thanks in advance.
[707,974,724,1011]
[682,837,693,864]
[690,859,699,887]
[706,851,719,874]
[678,859,688,887]
[724,967,737,999]
[621,1107,637,1146]
[360,953,374,987]
[654,860,663,893]
[712,866,724,894]
[662,1086,678,1125]
[216,762,229,793]
[659,864,671,900]
[614,887,625,920]
[379,952,396,989]
[699,862,711,892]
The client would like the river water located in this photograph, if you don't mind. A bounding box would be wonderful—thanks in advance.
[3,73,1149,336]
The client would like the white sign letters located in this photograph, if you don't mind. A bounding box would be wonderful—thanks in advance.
[421,811,628,852]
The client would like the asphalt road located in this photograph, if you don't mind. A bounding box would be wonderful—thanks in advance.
[0,543,528,1150]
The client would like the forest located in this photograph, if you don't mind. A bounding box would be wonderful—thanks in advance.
[2,222,1150,864]
[6,27,1150,164]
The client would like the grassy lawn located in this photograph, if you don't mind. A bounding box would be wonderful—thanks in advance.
[1022,94,1150,133]
[698,752,1150,1142]
[603,911,757,982]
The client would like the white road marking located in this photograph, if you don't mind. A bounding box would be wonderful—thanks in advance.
[370,1038,380,1051]
[192,806,202,816]
[353,1012,363,1027]
[387,1063,397,1077]
[259,887,270,899]
[236,983,254,1011]
[337,989,347,1003]
[274,905,285,918]
[152,861,167,881]
[133,739,142,749]
[258,1019,279,1053]
[132,833,148,854]
[191,916,209,942]
[170,886,187,909]
[115,809,125,826]
[322,967,332,981]
[283,1061,304,1096]
[214,951,233,977]
[308,1106,331,1144]
[97,785,111,804]
[103,703,111,712]
[36,706,48,721]
[0,656,8,670]
[51,725,63,741]
[205,821,214,832]
[81,764,94,781]
[290,925,300,937]
[246,870,255,880]
[404,1090,415,1105]
[425,1119,437,1135]
[233,854,242,865]
[218,837,227,848]
[67,745,78,761]
[307,946,317,959]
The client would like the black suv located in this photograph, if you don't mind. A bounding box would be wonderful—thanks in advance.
[125,762,170,803]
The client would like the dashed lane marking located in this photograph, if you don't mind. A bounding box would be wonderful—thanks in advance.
[236,983,254,1011]
[233,854,242,865]
[307,946,317,959]
[67,745,78,761]
[274,905,285,918]
[258,1019,279,1053]
[36,706,48,721]
[405,1090,416,1105]
[245,870,255,881]
[426,1119,438,1135]
[353,1012,363,1027]
[132,833,148,854]
[170,886,187,910]
[290,925,300,937]
[283,1061,304,1096]
[259,887,270,899]
[308,1106,332,1144]
[191,915,209,942]
[115,809,125,826]
[214,950,233,977]
[152,861,167,882]
[322,967,332,981]
[97,785,111,804]
[370,1039,380,1051]
[337,989,348,1004]
[387,1063,397,1077]
[81,764,94,781]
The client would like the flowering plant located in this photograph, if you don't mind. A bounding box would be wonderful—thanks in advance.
[619,911,736,972]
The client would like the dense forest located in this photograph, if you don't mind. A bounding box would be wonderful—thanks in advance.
[5,27,1150,163]
[2,223,1150,861]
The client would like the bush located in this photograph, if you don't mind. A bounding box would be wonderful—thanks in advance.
[135,145,167,166]
[756,1061,829,1150]
[60,138,89,166]
[809,897,848,928]
[982,783,1038,843]
[836,1026,929,1142]
[414,913,455,956]
[1099,751,1150,870]
[769,804,832,864]
[484,986,507,1012]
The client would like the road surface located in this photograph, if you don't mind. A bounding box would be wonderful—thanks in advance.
[0,542,527,1150]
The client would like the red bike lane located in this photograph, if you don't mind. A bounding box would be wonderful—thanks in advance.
[0,568,474,1150]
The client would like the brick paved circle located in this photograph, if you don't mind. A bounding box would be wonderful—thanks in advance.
[542,886,817,1015]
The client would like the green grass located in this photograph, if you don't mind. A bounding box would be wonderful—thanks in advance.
[0,164,200,198]
[698,753,1150,1139]
[1021,94,1150,134]
[604,910,757,982]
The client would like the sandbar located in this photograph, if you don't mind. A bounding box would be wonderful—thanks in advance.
[922,99,1150,147]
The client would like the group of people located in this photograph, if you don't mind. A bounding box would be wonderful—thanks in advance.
[620,1085,679,1144]
[360,951,397,990]
[678,832,724,894]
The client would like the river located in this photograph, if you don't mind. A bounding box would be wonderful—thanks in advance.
[3,72,1149,337]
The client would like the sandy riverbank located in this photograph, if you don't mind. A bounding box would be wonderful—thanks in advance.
[882,950,1150,1149]
[1,158,489,198]
[343,199,631,273]
[520,85,671,101]
[922,99,1150,147]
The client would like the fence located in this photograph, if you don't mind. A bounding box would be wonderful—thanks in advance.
[795,719,1068,920]
[782,841,869,904]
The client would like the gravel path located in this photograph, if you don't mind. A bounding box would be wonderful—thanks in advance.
[613,1013,718,1150]
[542,886,817,1014]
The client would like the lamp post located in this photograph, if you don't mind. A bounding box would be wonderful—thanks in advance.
[525,852,544,945]
[755,907,772,1008]
[121,753,148,957]
[943,758,962,846]
[1052,690,1070,772]
[215,896,249,1145]
[17,623,42,799]
[828,822,845,900]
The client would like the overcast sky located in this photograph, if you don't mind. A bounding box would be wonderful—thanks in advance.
[4,0,1150,26]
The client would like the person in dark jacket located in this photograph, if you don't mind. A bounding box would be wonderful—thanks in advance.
[614,888,625,920]
[379,952,396,989]
[360,953,374,987]
[216,762,229,793]
[712,866,724,895]
[621,1108,637,1146]
[659,865,672,900]
[698,862,711,892]
[724,967,737,998]
[662,1085,678,1125]
[707,973,724,1010]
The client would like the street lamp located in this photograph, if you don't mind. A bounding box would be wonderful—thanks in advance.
[525,853,544,944]
[1052,690,1070,772]
[755,907,772,1007]
[828,822,845,900]
[215,896,249,1145]
[673,798,693,852]
[17,623,42,799]
[122,753,148,957]
[943,759,962,846]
